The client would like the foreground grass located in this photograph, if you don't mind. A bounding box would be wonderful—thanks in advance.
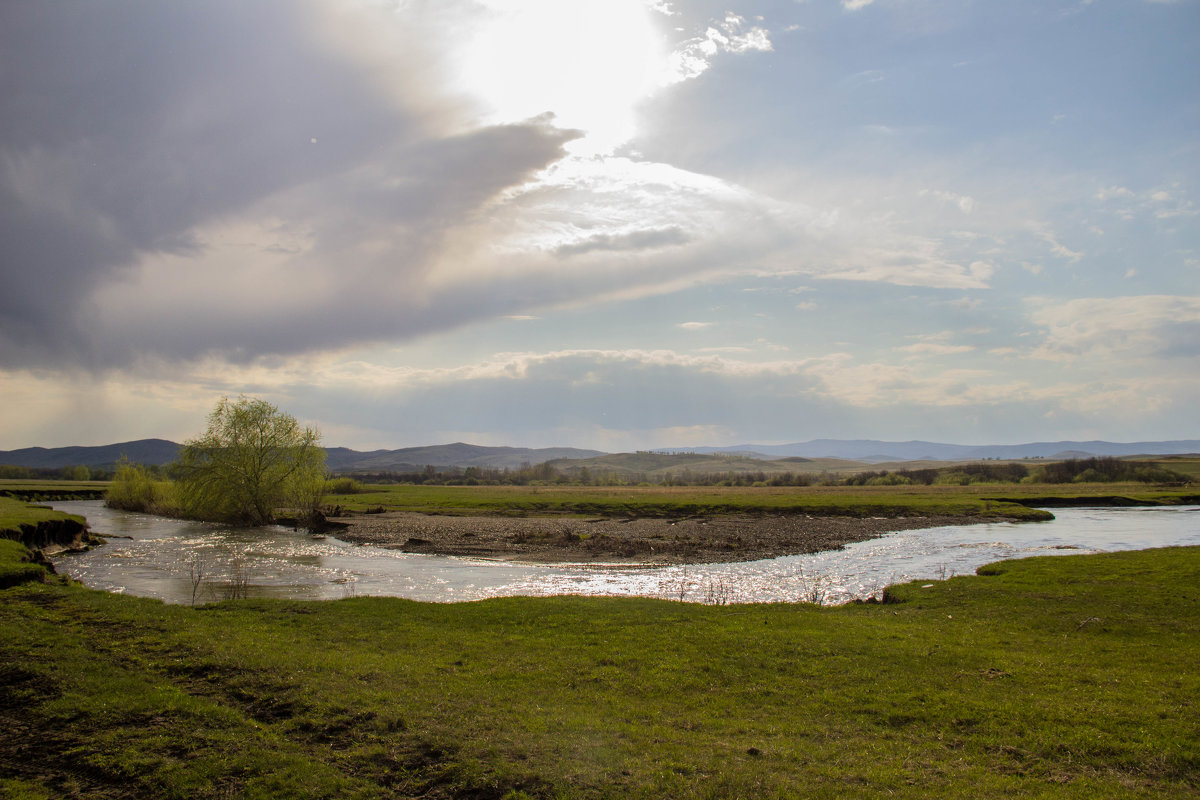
[0,496,86,532]
[325,481,1200,521]
[2,541,1198,798]
[0,498,89,588]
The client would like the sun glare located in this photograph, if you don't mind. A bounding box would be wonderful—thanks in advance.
[451,0,665,154]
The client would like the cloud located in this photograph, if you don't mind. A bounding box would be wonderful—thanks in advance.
[1028,295,1200,361]
[554,226,692,256]
[1093,184,1198,221]
[2,0,1029,375]
[5,339,1196,449]
[818,251,994,289]
[919,189,976,215]
[664,13,772,84]
[0,1,581,367]
[896,343,975,356]
[1030,223,1085,264]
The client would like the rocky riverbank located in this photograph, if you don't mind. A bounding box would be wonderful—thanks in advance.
[331,511,1000,565]
[0,516,99,556]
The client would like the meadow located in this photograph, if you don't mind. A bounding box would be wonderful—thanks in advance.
[322,481,1200,522]
[1,497,1198,798]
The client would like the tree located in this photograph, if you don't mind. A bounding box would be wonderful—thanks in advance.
[174,397,326,526]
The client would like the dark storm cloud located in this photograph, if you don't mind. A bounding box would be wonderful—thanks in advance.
[0,0,575,367]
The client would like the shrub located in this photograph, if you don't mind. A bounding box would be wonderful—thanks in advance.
[106,460,177,515]
[326,477,364,495]
[1037,457,1191,484]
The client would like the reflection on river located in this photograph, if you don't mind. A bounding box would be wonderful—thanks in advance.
[50,501,1200,606]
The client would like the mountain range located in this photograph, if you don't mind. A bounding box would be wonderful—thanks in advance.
[0,439,603,472]
[671,439,1200,463]
[1,438,1196,472]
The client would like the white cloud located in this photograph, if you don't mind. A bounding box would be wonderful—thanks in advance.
[819,251,993,289]
[896,342,975,356]
[664,12,772,84]
[919,188,976,214]
[1094,184,1198,221]
[1028,295,1200,361]
[1030,223,1084,264]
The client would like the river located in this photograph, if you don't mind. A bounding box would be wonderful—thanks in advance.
[49,501,1200,605]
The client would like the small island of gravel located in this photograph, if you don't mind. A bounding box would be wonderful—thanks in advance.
[329,510,999,565]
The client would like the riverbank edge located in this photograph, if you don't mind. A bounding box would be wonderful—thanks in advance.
[331,510,1032,565]
[0,498,101,588]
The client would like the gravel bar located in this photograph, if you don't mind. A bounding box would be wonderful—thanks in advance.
[328,511,999,565]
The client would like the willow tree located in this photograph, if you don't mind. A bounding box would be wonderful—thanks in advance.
[175,397,326,526]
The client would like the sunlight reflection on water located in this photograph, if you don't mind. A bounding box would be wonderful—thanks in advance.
[50,501,1199,605]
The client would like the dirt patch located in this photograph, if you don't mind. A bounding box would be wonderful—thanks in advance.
[329,511,993,565]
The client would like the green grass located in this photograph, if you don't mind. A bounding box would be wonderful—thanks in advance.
[0,498,86,588]
[0,479,108,502]
[325,482,1200,521]
[1,538,1198,798]
[1149,455,1200,479]
[0,496,85,535]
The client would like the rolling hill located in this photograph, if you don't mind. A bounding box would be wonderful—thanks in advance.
[2,437,1196,473]
[681,439,1200,463]
[0,440,603,472]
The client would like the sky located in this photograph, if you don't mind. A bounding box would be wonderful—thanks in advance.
[1,0,1198,452]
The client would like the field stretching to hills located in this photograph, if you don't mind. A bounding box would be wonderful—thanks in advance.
[1,494,1198,798]
[2,454,1197,797]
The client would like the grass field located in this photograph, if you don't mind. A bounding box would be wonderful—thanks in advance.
[1,533,1197,798]
[0,496,86,532]
[0,498,88,587]
[1150,455,1200,479]
[0,480,108,501]
[324,481,1200,522]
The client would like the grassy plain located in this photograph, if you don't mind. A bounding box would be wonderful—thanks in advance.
[0,480,108,501]
[1149,455,1200,479]
[1,534,1198,798]
[324,481,1200,521]
[0,496,85,531]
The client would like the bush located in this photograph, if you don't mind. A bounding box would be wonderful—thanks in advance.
[326,477,364,495]
[1037,457,1191,484]
[864,473,912,486]
[106,460,177,515]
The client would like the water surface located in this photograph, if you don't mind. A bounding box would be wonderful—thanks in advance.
[50,501,1200,605]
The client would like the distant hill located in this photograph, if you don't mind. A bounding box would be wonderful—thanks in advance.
[328,443,606,472]
[3,437,1196,472]
[547,451,866,479]
[0,439,180,469]
[683,439,1200,463]
[0,440,603,472]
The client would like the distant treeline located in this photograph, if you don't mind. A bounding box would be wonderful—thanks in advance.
[336,464,822,487]
[7,455,1189,488]
[337,456,1190,488]
[0,464,117,481]
[845,457,1189,486]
